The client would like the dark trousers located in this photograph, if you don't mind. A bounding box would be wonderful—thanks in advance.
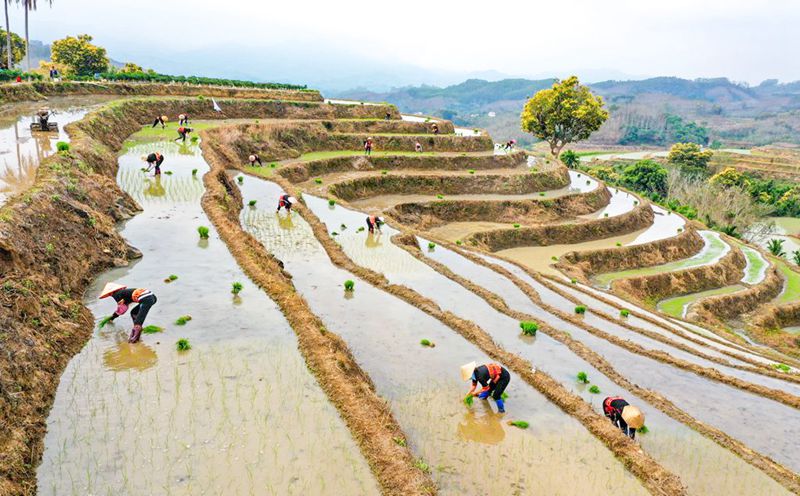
[610,415,636,439]
[489,368,510,400]
[152,118,164,128]
[177,132,187,142]
[131,295,157,326]
[180,118,188,126]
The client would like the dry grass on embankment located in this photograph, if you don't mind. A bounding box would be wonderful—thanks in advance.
[320,119,456,135]
[201,139,435,496]
[558,227,705,281]
[278,151,527,183]
[611,243,747,305]
[387,183,613,232]
[751,302,800,358]
[691,265,784,323]
[392,235,800,493]
[241,164,689,496]
[328,167,570,201]
[0,80,324,103]
[462,198,654,252]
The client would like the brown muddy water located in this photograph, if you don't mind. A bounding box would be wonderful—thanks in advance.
[298,196,793,493]
[236,175,648,495]
[0,96,116,205]
[36,140,379,495]
[475,252,800,472]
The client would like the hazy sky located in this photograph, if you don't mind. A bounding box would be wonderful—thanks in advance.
[8,0,799,86]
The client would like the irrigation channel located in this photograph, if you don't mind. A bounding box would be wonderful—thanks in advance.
[235,174,649,495]
[36,140,379,495]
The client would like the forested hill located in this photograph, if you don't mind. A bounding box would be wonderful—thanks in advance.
[338,77,800,148]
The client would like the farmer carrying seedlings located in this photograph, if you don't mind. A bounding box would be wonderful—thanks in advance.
[175,126,193,142]
[366,215,384,234]
[178,113,189,126]
[151,115,167,128]
[364,137,373,156]
[461,361,510,413]
[99,283,158,344]
[144,152,164,175]
[248,154,263,167]
[602,396,644,439]
[277,194,296,212]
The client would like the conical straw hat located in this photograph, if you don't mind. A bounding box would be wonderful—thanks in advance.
[460,361,476,382]
[621,405,645,429]
[99,282,126,299]
[288,197,297,204]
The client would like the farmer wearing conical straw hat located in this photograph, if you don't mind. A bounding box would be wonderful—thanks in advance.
[277,193,296,212]
[151,115,167,128]
[99,283,158,344]
[603,396,645,439]
[461,361,510,413]
[248,154,263,167]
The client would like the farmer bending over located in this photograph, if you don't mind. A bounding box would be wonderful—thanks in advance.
[249,154,263,167]
[175,126,193,142]
[366,215,384,234]
[277,194,296,212]
[462,361,510,413]
[178,113,189,126]
[603,396,644,439]
[151,115,167,128]
[144,152,164,175]
[99,283,158,344]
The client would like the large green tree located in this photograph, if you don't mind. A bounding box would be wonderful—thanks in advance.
[621,159,668,197]
[0,28,24,69]
[667,142,713,175]
[520,76,608,157]
[51,34,108,76]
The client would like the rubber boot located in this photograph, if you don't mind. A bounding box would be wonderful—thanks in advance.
[478,391,490,399]
[495,399,505,413]
[129,324,143,343]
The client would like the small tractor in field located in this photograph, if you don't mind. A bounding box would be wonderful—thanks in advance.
[30,108,58,132]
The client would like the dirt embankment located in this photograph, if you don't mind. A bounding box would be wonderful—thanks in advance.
[321,119,456,135]
[0,80,323,103]
[750,302,800,358]
[691,265,784,323]
[396,236,800,493]
[200,139,436,496]
[463,199,654,252]
[387,184,613,231]
[242,169,688,496]
[278,152,528,183]
[329,168,570,201]
[611,242,746,304]
[559,227,704,280]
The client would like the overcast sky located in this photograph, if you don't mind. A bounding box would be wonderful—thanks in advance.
[8,0,799,86]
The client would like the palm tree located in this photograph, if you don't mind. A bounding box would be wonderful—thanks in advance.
[767,238,786,258]
[3,0,13,69]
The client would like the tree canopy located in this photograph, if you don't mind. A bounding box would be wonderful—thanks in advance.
[621,159,668,197]
[667,142,713,175]
[521,76,608,157]
[0,29,26,69]
[51,34,109,76]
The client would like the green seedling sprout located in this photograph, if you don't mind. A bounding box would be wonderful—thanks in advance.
[456,240,462,245]
[98,315,114,328]
[436,194,444,199]
[190,136,199,142]
[165,171,173,175]
[414,459,431,473]
[604,212,609,217]
[419,339,435,347]
[463,395,474,407]
[615,242,622,247]
[192,169,198,176]
[577,173,582,177]
[198,226,210,239]
[164,274,178,283]
[328,198,336,206]
[56,141,70,152]
[314,178,323,184]
[507,420,529,429]
[468,169,476,174]
[428,242,436,250]
[501,392,509,400]
[575,305,587,314]
[142,325,163,334]
[393,437,406,447]
[175,315,192,326]
[638,425,649,434]
[231,282,243,294]
[519,321,538,336]
[539,192,546,196]
[356,226,365,232]
[381,170,388,175]
[340,223,347,230]
[677,227,683,232]
[551,256,558,261]
[331,231,339,236]
[570,278,577,284]
[620,309,630,318]
[237,176,244,184]
[586,180,590,185]
[633,200,639,205]
[270,163,277,168]
[773,363,791,373]
[513,223,520,228]
[344,280,355,291]
[248,199,257,207]
[588,385,601,394]
[176,338,191,351]
[577,371,589,383]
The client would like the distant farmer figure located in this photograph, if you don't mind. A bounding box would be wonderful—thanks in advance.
[175,126,193,142]
[504,139,516,151]
[99,283,158,344]
[385,111,391,121]
[144,152,164,175]
[431,123,439,134]
[366,215,384,234]
[603,396,645,439]
[462,361,510,413]
[364,137,373,156]
[277,194,296,212]
[248,154,263,167]
[151,115,167,128]
[414,141,423,153]
[178,113,189,126]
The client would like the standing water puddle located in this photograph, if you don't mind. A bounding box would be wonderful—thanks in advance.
[36,139,378,495]
[236,175,648,495]
[299,196,792,494]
